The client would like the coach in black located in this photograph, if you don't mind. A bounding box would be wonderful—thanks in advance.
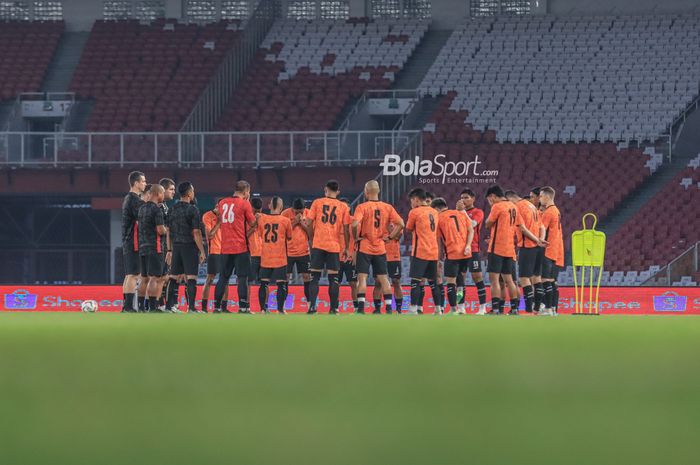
[137,184,167,312]
[121,171,146,312]
[166,182,206,313]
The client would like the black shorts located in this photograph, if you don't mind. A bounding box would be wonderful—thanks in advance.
[220,252,251,278]
[356,252,388,276]
[250,255,261,281]
[339,260,357,283]
[542,257,561,280]
[123,247,140,276]
[260,266,288,282]
[444,258,470,278]
[207,253,221,275]
[518,247,540,278]
[171,244,199,276]
[409,257,437,281]
[486,253,515,275]
[467,251,482,273]
[140,252,164,277]
[310,248,340,272]
[387,260,401,280]
[287,255,310,275]
[533,248,544,277]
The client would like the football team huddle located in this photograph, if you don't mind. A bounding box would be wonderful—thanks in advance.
[120,171,564,316]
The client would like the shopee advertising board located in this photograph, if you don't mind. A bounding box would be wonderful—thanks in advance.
[1,286,700,314]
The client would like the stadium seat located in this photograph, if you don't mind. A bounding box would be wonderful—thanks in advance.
[419,14,700,144]
[0,20,64,101]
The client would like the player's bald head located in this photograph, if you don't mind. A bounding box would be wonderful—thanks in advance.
[364,180,380,194]
[150,184,164,195]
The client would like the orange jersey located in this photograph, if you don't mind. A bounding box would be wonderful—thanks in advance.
[307,197,351,253]
[487,200,521,259]
[515,199,540,249]
[248,221,262,257]
[257,214,292,268]
[438,209,473,260]
[202,210,222,254]
[541,205,564,267]
[353,200,402,256]
[406,205,439,261]
[339,213,357,257]
[281,207,310,257]
[385,221,401,261]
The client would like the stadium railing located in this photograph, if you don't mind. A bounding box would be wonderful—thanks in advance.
[642,241,699,286]
[180,0,281,133]
[0,130,421,168]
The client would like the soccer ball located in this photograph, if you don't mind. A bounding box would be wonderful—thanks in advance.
[81,300,98,313]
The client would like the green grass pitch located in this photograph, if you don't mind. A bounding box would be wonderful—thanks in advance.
[0,314,698,465]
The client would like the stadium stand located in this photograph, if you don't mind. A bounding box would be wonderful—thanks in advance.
[420,14,700,144]
[416,94,654,250]
[69,19,243,132]
[215,18,429,132]
[0,20,64,101]
[604,154,700,277]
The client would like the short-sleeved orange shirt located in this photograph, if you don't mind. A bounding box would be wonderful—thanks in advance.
[257,214,292,268]
[339,213,357,259]
[541,205,564,267]
[248,220,262,258]
[281,207,310,257]
[385,221,402,262]
[406,205,439,261]
[307,197,351,253]
[438,209,473,260]
[515,199,540,249]
[202,210,221,255]
[487,200,521,259]
[353,200,403,256]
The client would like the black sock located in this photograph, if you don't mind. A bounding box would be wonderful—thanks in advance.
[352,300,358,311]
[303,281,310,303]
[440,284,446,307]
[122,293,129,311]
[534,282,544,310]
[499,298,505,312]
[458,287,465,305]
[543,282,553,308]
[214,273,229,308]
[126,292,136,311]
[476,280,486,305]
[383,294,392,313]
[148,297,158,311]
[447,283,457,309]
[202,299,208,312]
[510,298,520,313]
[138,296,146,311]
[491,297,500,313]
[173,282,180,307]
[373,299,382,312]
[277,281,288,311]
[418,283,425,307]
[237,276,249,310]
[328,274,339,311]
[309,272,321,309]
[553,282,559,312]
[186,279,197,311]
[357,293,366,313]
[395,297,403,312]
[410,280,420,307]
[523,285,534,312]
[258,281,269,311]
[165,278,177,309]
[429,280,441,311]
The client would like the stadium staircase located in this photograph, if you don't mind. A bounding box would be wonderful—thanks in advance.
[599,107,700,238]
[41,32,90,93]
[392,29,452,89]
